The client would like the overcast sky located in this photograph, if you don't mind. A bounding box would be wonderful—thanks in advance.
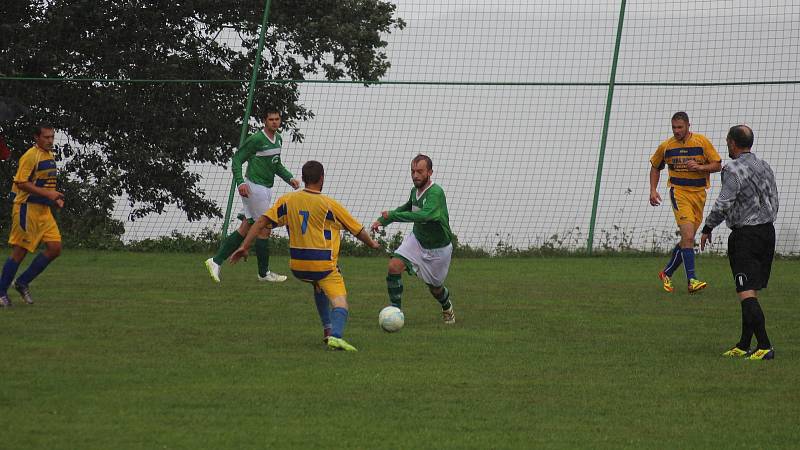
[115,0,800,254]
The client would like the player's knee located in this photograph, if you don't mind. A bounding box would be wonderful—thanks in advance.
[10,246,28,263]
[237,222,250,236]
[387,258,405,274]
[44,243,62,259]
[329,296,348,310]
[428,285,443,296]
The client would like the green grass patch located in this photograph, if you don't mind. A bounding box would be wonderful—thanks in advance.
[1,251,798,449]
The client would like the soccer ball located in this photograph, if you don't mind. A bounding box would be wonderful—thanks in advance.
[378,306,404,332]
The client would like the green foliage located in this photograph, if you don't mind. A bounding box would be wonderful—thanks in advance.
[368,227,405,253]
[55,175,126,249]
[125,228,221,253]
[0,0,405,226]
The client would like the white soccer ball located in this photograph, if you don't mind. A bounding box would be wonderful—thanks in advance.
[378,306,404,332]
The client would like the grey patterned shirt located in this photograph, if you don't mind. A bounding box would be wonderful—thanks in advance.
[704,152,778,231]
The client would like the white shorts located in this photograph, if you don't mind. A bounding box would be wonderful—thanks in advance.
[394,232,452,287]
[239,179,274,221]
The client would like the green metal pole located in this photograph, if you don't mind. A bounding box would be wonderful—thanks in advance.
[587,0,627,254]
[221,0,273,237]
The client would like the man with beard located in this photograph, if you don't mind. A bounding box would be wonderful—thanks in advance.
[371,154,455,324]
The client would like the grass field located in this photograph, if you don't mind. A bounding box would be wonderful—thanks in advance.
[1,250,798,449]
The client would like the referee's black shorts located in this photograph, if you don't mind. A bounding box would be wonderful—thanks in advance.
[728,223,776,293]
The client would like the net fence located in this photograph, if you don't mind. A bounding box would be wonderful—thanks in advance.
[3,0,798,254]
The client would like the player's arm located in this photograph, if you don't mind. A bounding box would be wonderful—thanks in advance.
[231,136,257,187]
[354,227,380,249]
[385,191,442,224]
[13,155,64,207]
[649,146,665,206]
[687,137,722,173]
[329,199,380,248]
[685,157,721,173]
[690,159,721,173]
[14,181,64,207]
[394,199,412,213]
[274,158,300,189]
[372,198,411,229]
[230,200,285,263]
[700,169,740,250]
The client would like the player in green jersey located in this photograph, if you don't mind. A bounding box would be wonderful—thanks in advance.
[371,154,455,324]
[205,109,300,283]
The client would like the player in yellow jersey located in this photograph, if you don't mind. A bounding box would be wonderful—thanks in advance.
[229,161,380,351]
[1,124,64,307]
[649,112,721,294]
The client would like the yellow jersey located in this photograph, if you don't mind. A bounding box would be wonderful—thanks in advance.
[12,146,57,205]
[650,133,721,191]
[264,189,364,281]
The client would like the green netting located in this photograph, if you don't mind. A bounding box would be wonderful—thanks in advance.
[2,0,798,254]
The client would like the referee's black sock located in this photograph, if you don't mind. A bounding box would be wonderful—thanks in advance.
[743,297,771,350]
[737,299,754,351]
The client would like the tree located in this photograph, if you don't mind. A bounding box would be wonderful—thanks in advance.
[0,0,404,236]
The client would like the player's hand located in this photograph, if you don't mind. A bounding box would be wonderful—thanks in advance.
[686,160,701,172]
[54,198,65,209]
[381,211,390,220]
[289,179,300,189]
[700,233,711,251]
[368,240,380,249]
[238,184,251,198]
[228,247,248,264]
[649,191,662,206]
[370,221,382,233]
[46,190,64,202]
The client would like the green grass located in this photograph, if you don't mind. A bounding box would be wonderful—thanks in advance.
[1,251,798,449]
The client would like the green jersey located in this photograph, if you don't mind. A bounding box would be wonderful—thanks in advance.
[231,129,294,188]
[379,183,452,249]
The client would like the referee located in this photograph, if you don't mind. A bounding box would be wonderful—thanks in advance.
[700,125,779,360]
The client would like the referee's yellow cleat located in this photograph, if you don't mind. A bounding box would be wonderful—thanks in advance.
[658,271,674,293]
[688,278,707,294]
[746,348,775,360]
[722,346,749,357]
[327,336,358,352]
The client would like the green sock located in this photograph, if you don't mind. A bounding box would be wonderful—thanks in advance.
[255,238,270,277]
[387,273,403,309]
[434,286,451,310]
[213,231,245,265]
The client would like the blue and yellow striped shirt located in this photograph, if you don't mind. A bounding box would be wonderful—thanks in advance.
[264,189,363,281]
[12,146,57,205]
[650,133,721,191]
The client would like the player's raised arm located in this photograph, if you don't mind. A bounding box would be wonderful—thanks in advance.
[229,215,269,264]
[371,197,412,232]
[327,198,380,249]
[383,188,443,224]
[355,227,380,249]
[229,198,285,264]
